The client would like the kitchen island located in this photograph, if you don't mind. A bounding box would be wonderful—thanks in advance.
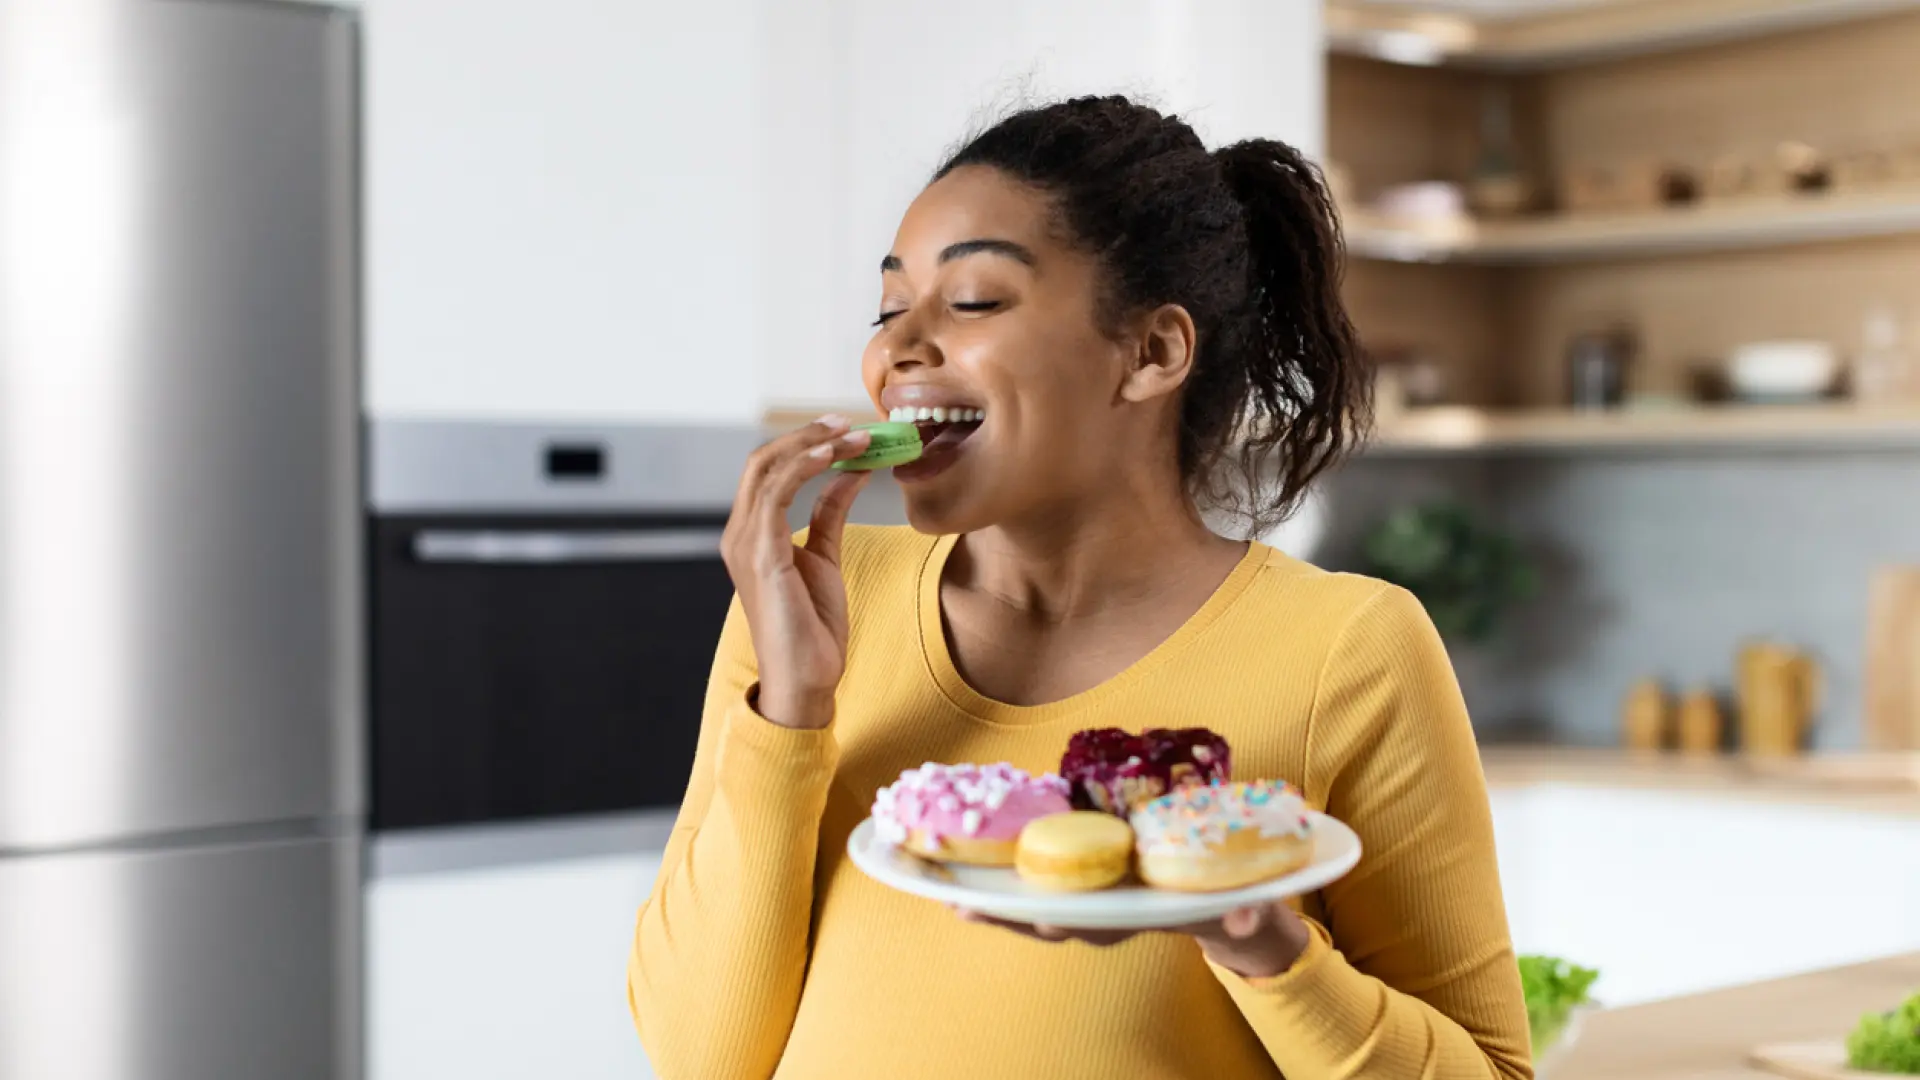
[1556,951,1920,1080]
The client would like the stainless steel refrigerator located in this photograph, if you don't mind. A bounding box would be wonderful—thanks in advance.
[0,2,362,1077]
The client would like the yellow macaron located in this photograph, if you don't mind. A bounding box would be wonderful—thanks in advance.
[1014,811,1134,892]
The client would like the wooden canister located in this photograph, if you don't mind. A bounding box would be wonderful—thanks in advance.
[1676,691,1724,756]
[1622,679,1672,753]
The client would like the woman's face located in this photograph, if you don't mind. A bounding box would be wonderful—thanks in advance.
[861,165,1156,536]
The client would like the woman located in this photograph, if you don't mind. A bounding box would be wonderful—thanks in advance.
[628,96,1531,1080]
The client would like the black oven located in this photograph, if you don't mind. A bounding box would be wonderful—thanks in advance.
[367,421,758,831]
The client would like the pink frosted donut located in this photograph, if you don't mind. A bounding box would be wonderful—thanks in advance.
[872,763,1071,867]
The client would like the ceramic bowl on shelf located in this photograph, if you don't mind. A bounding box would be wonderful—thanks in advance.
[1371,181,1467,224]
[1726,340,1839,403]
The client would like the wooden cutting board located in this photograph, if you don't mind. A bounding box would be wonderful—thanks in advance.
[1866,567,1920,751]
[1750,1040,1884,1080]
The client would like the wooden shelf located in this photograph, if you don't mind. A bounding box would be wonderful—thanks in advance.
[1343,191,1920,264]
[1325,0,1920,69]
[1370,403,1920,453]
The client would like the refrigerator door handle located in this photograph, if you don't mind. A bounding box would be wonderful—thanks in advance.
[411,528,727,565]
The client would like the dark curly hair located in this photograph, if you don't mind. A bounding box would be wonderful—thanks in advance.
[937,95,1369,534]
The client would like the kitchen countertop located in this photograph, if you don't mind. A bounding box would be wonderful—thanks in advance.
[1479,747,1920,818]
[1555,951,1920,1080]
[369,808,678,878]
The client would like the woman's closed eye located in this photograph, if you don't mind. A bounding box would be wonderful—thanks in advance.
[873,299,1002,327]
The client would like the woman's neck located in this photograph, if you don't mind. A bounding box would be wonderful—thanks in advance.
[948,479,1245,624]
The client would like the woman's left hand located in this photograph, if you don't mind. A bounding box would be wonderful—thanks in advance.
[953,902,1312,979]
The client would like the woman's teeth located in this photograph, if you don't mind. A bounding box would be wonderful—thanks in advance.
[888,406,985,423]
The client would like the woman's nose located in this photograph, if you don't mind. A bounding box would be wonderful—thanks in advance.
[882,309,941,372]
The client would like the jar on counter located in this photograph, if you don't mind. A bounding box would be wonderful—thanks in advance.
[1622,678,1672,753]
[1676,690,1725,756]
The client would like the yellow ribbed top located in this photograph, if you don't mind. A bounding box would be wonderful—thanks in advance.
[628,527,1532,1080]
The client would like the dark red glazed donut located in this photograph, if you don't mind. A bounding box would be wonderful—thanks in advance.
[1058,727,1231,815]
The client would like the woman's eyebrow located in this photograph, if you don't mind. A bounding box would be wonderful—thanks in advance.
[939,238,1037,266]
[879,238,1038,273]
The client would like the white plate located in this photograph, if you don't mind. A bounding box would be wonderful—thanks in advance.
[846,812,1362,930]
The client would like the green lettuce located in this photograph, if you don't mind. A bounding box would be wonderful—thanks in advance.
[1848,991,1920,1074]
[1519,954,1599,1051]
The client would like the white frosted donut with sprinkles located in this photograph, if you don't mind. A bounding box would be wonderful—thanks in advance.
[1129,780,1314,893]
[872,762,1072,868]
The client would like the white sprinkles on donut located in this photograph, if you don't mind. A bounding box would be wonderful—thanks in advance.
[870,762,1069,844]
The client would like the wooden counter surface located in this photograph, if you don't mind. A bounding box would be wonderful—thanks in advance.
[1554,952,1920,1079]
[1478,748,1920,818]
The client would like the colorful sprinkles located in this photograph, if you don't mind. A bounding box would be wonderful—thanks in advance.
[1129,779,1312,851]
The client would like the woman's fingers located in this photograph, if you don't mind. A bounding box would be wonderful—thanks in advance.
[725,417,869,576]
[1178,906,1270,947]
[729,416,850,530]
[805,470,872,565]
[1190,904,1311,978]
[753,429,871,551]
[1219,905,1267,939]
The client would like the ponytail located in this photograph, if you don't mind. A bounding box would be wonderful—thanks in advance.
[1208,140,1370,528]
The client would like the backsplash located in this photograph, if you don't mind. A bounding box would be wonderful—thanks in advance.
[1323,450,1920,748]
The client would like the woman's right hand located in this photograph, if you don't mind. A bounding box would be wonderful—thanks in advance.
[720,415,875,730]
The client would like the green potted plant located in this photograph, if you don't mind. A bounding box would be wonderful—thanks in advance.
[1519,954,1600,1074]
[1361,501,1539,644]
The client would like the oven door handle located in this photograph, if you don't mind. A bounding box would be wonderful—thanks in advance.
[411,528,726,564]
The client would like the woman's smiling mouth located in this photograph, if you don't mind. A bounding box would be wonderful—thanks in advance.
[880,396,986,482]
[888,404,985,460]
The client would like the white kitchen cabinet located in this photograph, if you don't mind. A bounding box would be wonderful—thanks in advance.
[1489,788,1547,953]
[368,852,663,1080]
[761,0,1327,410]
[365,0,763,423]
[1493,784,1920,1007]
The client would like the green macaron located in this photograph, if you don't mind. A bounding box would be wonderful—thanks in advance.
[831,421,924,471]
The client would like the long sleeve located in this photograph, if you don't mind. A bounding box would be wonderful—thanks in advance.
[1216,584,1533,1080]
[627,596,839,1079]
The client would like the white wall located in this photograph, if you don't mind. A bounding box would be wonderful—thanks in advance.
[366,0,764,422]
[366,0,1323,421]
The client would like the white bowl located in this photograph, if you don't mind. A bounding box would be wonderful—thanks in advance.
[1727,341,1838,400]
[1372,181,1467,223]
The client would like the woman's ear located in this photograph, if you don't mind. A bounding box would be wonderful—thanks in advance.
[1119,304,1198,404]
